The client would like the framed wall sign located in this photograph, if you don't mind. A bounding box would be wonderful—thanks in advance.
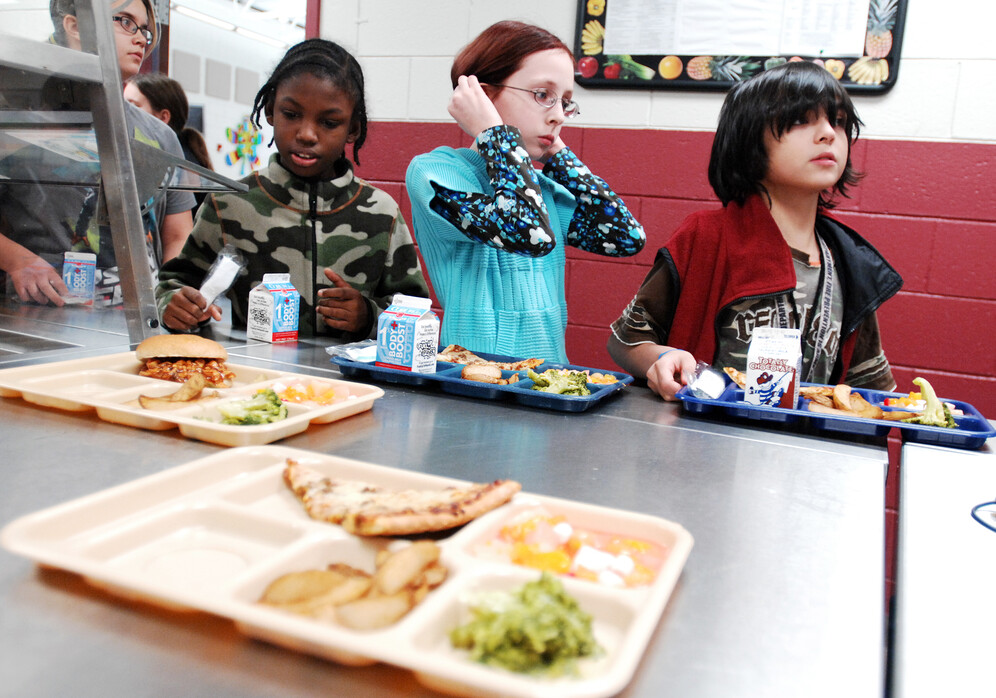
[573,0,906,93]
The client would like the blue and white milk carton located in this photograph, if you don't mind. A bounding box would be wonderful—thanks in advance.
[247,273,300,343]
[376,294,440,373]
[62,251,96,305]
[745,327,802,409]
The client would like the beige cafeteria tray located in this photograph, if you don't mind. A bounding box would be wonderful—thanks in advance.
[1,445,693,698]
[0,352,383,447]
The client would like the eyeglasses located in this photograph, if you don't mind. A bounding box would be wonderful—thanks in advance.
[490,84,580,118]
[113,15,154,46]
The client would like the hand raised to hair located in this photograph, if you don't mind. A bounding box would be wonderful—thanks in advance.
[447,75,504,140]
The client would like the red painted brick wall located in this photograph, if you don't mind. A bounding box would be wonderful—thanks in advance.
[356,122,996,418]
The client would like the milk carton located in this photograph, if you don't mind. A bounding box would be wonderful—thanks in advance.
[376,294,440,373]
[247,273,300,343]
[61,251,96,305]
[744,327,802,408]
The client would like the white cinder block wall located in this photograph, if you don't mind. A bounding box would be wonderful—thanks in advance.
[319,0,996,143]
[3,0,993,153]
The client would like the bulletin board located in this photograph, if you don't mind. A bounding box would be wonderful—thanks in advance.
[574,0,907,93]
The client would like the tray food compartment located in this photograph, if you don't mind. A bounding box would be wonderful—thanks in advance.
[438,366,526,400]
[332,351,632,413]
[409,567,631,695]
[677,381,994,448]
[0,353,384,446]
[1,445,692,698]
[78,504,306,589]
[459,497,687,590]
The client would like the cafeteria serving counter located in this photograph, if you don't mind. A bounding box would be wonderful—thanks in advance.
[0,307,889,697]
[891,441,996,698]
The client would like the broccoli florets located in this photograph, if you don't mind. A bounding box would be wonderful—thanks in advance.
[527,369,591,397]
[219,388,289,425]
[901,377,956,429]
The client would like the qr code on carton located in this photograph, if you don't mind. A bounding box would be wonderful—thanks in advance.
[249,307,269,327]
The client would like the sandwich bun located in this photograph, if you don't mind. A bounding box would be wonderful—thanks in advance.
[136,334,228,361]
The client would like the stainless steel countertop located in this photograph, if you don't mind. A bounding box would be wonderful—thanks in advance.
[892,441,996,698]
[0,309,890,697]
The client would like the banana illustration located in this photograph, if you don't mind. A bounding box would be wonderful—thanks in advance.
[581,20,604,55]
[848,57,890,85]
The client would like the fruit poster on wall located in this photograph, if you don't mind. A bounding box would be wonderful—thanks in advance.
[574,0,906,92]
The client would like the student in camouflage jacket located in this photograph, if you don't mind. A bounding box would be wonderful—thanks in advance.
[155,152,428,339]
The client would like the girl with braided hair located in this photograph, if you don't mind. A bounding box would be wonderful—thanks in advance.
[157,38,428,338]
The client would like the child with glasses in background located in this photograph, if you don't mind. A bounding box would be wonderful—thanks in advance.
[0,0,195,306]
[406,21,645,364]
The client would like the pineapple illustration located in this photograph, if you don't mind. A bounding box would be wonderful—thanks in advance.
[687,55,760,82]
[864,0,897,58]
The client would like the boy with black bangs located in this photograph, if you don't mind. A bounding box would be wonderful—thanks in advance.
[608,61,902,400]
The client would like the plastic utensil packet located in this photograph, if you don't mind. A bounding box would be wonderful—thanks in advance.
[683,361,727,399]
[199,245,246,307]
[327,339,378,363]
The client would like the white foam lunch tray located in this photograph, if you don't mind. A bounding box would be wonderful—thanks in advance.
[0,352,384,447]
[1,445,693,698]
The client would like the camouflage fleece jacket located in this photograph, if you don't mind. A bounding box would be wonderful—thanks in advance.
[156,154,428,339]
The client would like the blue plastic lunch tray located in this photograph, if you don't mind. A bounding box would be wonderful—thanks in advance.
[676,381,995,449]
[330,351,633,413]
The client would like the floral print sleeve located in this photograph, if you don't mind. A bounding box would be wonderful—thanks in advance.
[543,147,645,257]
[428,125,556,257]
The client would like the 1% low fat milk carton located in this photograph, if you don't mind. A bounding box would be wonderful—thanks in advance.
[247,273,300,343]
[61,251,96,305]
[376,294,440,373]
[744,327,802,409]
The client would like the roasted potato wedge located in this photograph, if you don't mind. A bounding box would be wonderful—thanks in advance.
[257,541,445,630]
[138,375,217,410]
[799,386,833,399]
[806,393,834,408]
[832,384,853,411]
[849,393,884,420]
[807,402,860,417]
[881,410,918,421]
[334,591,414,630]
[138,395,198,411]
[462,364,503,384]
[260,567,371,608]
[374,540,440,595]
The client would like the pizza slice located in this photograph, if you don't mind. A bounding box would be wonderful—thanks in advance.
[283,459,522,536]
[723,366,746,389]
[437,344,543,371]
